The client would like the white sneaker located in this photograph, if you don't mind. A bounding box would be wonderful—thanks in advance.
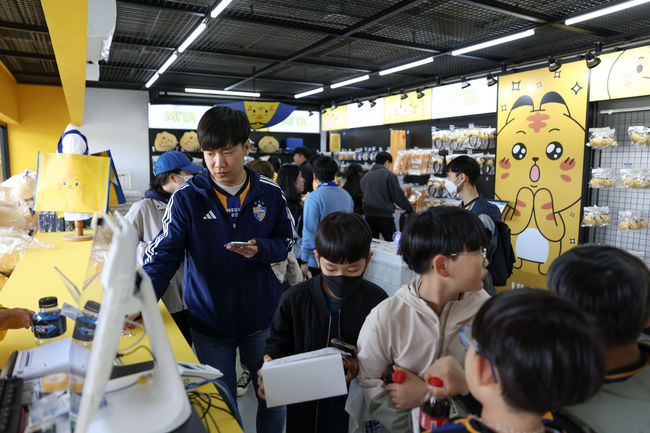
[236,369,251,397]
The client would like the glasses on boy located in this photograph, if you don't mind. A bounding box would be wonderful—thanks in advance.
[449,248,487,266]
[459,325,498,383]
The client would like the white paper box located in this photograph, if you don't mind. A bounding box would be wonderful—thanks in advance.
[262,348,348,408]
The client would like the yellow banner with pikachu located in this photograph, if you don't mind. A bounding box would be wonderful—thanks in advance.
[33,152,111,214]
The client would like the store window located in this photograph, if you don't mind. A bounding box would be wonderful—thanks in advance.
[0,124,8,180]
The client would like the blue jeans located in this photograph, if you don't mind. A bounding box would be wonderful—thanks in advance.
[191,327,286,433]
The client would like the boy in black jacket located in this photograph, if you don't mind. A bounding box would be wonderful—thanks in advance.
[258,212,388,433]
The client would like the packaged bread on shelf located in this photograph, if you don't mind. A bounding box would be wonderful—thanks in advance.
[582,205,610,227]
[154,131,178,151]
[619,168,650,189]
[629,126,650,147]
[588,168,616,188]
[587,127,618,149]
[179,131,200,152]
[617,210,647,231]
[0,227,53,275]
[258,136,280,153]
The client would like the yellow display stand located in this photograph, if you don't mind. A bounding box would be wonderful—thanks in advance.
[0,232,242,433]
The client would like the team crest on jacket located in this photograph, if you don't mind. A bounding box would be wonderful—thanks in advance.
[253,203,266,222]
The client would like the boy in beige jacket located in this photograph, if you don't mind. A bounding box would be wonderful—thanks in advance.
[353,207,490,433]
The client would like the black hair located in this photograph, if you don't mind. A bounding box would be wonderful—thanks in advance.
[472,288,605,414]
[149,168,181,194]
[547,244,650,346]
[276,163,301,204]
[343,164,364,213]
[445,155,480,185]
[398,206,488,274]
[292,146,310,157]
[267,156,281,173]
[246,160,274,179]
[315,212,372,264]
[375,151,393,165]
[197,106,250,151]
[312,156,338,182]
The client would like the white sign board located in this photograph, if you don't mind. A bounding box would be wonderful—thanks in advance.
[148,104,211,130]
[268,110,320,133]
[346,99,385,129]
[431,78,497,119]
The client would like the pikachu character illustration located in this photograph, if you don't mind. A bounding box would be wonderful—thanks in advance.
[59,173,83,192]
[384,89,431,124]
[245,102,278,129]
[496,63,588,286]
[589,44,650,102]
[321,105,347,131]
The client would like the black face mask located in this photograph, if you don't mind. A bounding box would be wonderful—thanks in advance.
[322,274,364,299]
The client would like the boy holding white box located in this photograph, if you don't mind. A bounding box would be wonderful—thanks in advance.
[258,212,388,433]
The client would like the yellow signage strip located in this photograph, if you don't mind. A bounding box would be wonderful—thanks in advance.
[41,0,88,124]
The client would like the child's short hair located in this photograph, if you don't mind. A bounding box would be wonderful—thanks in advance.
[197,106,250,151]
[375,151,393,165]
[315,212,372,264]
[547,244,650,346]
[398,207,488,274]
[312,156,338,182]
[445,155,480,185]
[246,160,274,179]
[472,288,605,414]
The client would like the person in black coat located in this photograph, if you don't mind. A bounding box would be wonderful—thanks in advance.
[258,212,388,433]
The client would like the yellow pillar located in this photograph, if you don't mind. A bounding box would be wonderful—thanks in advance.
[40,0,88,124]
[0,60,18,125]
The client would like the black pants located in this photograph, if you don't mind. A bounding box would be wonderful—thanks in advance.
[366,216,396,241]
[171,309,192,346]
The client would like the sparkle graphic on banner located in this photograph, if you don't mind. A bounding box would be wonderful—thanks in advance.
[571,82,583,95]
[537,82,543,88]
[512,81,521,91]
[570,238,576,244]
[554,70,561,78]
[570,212,575,217]
[501,105,508,111]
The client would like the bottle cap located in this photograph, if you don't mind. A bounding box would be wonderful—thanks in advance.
[392,370,406,384]
[84,300,100,314]
[39,296,58,309]
[428,377,444,387]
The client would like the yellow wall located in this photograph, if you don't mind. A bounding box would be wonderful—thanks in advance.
[0,61,18,125]
[7,84,70,174]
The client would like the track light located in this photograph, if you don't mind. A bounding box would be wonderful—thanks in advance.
[486,73,497,87]
[548,56,561,72]
[400,90,408,100]
[356,100,363,108]
[416,89,425,99]
[461,77,470,89]
[308,111,314,116]
[331,102,337,109]
[320,105,327,114]
[585,50,601,69]
[369,99,377,108]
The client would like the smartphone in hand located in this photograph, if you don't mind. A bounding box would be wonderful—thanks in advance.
[330,338,356,356]
[225,241,253,248]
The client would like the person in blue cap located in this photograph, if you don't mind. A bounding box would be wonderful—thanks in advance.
[125,150,203,344]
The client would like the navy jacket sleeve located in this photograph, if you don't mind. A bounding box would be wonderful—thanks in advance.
[142,192,188,299]
[252,187,296,264]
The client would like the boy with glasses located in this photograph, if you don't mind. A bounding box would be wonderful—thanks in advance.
[424,288,605,432]
[352,207,490,433]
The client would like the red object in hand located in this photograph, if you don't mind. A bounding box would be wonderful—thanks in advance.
[392,370,406,384]
[382,364,405,384]
[419,377,450,432]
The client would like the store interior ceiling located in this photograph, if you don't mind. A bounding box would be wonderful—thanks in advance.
[1,0,650,108]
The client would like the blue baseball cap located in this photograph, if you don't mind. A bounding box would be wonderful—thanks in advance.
[154,151,203,175]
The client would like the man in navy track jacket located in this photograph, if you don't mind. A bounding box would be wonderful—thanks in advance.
[143,106,295,433]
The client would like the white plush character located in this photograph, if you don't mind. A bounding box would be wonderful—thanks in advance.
[58,124,91,222]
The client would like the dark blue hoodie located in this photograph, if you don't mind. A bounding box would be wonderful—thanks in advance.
[143,167,296,338]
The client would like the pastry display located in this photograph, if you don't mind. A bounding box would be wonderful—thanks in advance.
[154,131,178,151]
[588,168,616,188]
[581,206,610,228]
[179,131,200,152]
[588,127,618,149]
[629,126,650,147]
[617,210,647,231]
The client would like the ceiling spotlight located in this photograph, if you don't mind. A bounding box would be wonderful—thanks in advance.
[308,110,314,116]
[585,50,601,69]
[320,105,327,114]
[486,73,497,87]
[461,77,470,89]
[356,99,363,108]
[400,90,408,100]
[369,99,377,108]
[548,56,561,72]
[331,102,337,109]
[416,89,425,99]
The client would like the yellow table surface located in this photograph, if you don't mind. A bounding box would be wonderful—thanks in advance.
[0,231,242,433]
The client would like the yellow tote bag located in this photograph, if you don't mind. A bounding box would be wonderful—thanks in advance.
[33,152,111,213]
